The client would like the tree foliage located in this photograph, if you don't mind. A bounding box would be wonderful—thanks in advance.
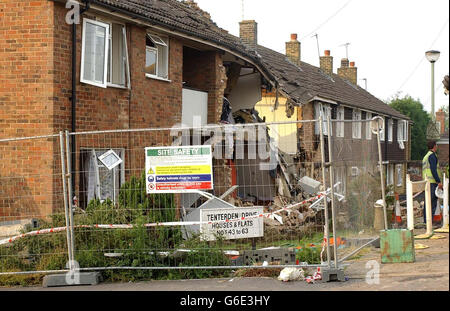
[388,95,430,160]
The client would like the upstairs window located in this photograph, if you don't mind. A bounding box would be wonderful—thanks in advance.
[388,119,393,142]
[366,112,372,140]
[314,103,332,136]
[397,120,408,142]
[145,33,169,80]
[107,23,130,88]
[352,109,361,139]
[379,117,385,141]
[81,18,130,88]
[81,19,109,88]
[336,107,345,138]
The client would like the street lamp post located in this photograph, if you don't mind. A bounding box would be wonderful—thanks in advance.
[425,50,441,140]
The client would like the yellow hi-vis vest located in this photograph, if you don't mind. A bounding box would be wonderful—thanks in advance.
[422,151,442,184]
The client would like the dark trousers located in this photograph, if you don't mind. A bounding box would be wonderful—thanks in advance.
[424,183,439,223]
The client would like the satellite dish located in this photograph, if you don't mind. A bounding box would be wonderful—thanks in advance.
[371,116,384,135]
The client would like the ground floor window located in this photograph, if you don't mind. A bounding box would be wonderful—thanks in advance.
[79,148,125,207]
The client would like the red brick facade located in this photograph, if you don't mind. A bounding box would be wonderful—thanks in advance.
[0,1,228,217]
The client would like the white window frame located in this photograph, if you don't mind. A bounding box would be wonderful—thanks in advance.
[106,21,131,89]
[396,164,403,187]
[366,112,372,140]
[388,119,393,142]
[397,120,409,142]
[352,109,362,139]
[336,106,345,138]
[387,164,394,186]
[80,18,110,88]
[145,33,170,81]
[380,117,385,141]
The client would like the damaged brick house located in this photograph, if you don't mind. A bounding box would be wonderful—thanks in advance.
[0,0,283,217]
[239,22,412,196]
[0,0,411,221]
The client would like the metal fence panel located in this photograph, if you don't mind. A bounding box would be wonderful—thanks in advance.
[0,133,70,275]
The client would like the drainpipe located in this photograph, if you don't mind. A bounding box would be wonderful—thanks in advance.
[71,0,91,192]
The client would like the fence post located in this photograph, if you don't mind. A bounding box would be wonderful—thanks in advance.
[375,120,388,230]
[59,131,73,268]
[406,174,415,231]
[326,115,338,268]
[64,130,76,267]
[318,115,331,267]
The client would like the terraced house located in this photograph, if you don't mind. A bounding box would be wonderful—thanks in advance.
[0,0,410,220]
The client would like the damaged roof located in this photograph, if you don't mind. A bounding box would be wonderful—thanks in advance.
[256,46,409,120]
[88,0,258,59]
[87,0,408,120]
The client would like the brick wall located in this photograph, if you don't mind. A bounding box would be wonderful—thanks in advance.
[1,2,228,216]
[0,0,57,219]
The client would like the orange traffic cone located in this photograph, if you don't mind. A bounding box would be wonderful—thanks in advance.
[433,204,442,223]
[394,193,402,225]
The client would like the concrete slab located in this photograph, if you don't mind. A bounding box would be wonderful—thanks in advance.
[42,272,102,288]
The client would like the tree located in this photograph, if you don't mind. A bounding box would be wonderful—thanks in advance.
[388,95,430,160]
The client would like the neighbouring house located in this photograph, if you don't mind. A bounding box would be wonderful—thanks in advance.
[245,25,412,196]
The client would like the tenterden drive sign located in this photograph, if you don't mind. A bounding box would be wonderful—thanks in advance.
[145,145,213,193]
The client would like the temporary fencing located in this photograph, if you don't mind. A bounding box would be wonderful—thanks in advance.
[0,133,71,275]
[0,117,392,277]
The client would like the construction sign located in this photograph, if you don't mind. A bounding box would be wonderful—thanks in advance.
[145,145,214,194]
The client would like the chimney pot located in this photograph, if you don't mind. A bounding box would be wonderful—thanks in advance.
[291,33,298,41]
[320,50,333,75]
[338,58,357,85]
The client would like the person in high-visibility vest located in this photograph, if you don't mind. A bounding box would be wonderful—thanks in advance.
[422,141,443,224]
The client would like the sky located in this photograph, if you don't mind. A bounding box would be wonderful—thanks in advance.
[193,0,449,113]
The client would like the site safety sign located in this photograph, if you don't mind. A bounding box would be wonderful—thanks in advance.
[145,145,214,194]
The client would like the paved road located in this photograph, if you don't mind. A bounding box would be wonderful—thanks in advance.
[2,231,448,291]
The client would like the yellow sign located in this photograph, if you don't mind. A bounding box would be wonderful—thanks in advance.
[148,168,155,175]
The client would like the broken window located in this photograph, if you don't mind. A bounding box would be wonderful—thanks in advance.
[145,33,169,80]
[314,103,332,136]
[81,18,130,88]
[80,148,125,207]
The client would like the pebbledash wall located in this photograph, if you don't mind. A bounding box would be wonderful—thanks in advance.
[0,0,227,218]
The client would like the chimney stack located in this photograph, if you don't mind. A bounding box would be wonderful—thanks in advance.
[338,58,357,85]
[286,34,301,66]
[436,109,446,134]
[239,20,258,50]
[320,50,333,75]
